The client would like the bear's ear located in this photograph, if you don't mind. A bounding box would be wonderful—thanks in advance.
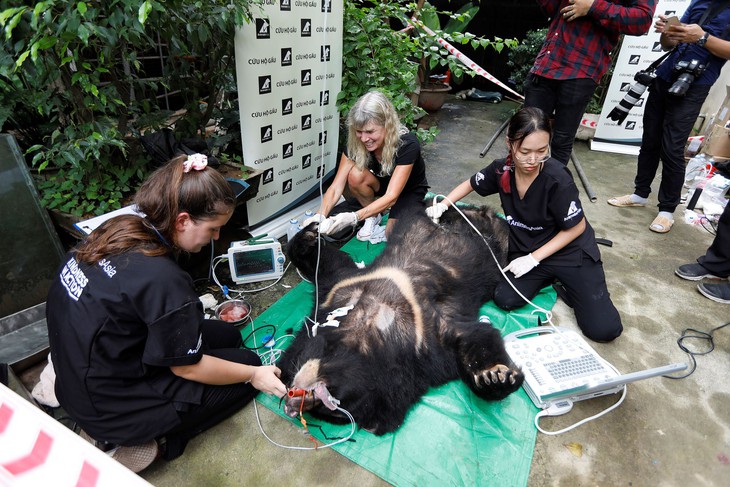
[374,304,396,331]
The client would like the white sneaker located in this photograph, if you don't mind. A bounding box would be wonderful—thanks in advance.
[368,225,387,244]
[357,213,382,241]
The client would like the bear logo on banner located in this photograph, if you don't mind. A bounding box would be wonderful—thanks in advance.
[261,125,273,143]
[301,114,311,130]
[283,142,294,159]
[281,48,292,66]
[322,0,331,13]
[625,121,637,130]
[301,19,311,37]
[302,154,312,169]
[321,45,330,62]
[301,69,311,86]
[629,55,640,65]
[318,131,327,146]
[255,18,270,39]
[320,90,329,106]
[282,98,293,115]
[263,168,274,185]
[280,0,291,11]
[283,179,293,194]
[258,75,272,94]
[316,164,324,178]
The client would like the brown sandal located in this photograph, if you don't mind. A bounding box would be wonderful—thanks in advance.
[649,215,673,233]
[607,194,645,207]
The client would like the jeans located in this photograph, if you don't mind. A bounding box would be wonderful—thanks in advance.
[634,77,710,213]
[524,74,598,165]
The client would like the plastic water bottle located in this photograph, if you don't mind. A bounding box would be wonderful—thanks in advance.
[684,153,707,188]
[303,209,314,225]
[287,218,300,241]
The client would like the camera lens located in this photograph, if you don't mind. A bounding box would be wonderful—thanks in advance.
[668,73,694,96]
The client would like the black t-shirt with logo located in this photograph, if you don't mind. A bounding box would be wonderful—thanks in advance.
[470,158,600,266]
[46,251,205,445]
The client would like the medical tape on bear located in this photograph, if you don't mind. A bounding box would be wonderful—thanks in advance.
[311,305,353,337]
[322,267,425,351]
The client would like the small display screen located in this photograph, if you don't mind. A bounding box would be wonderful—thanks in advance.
[233,248,274,276]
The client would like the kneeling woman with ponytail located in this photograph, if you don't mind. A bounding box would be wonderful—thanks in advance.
[46,155,287,471]
[427,107,622,343]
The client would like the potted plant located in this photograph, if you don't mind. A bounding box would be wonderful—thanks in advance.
[412,1,513,111]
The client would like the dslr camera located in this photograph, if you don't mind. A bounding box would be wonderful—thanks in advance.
[668,59,706,96]
[606,68,656,125]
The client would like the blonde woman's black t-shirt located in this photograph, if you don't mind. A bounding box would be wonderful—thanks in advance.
[46,251,205,444]
[365,132,428,193]
[470,158,600,266]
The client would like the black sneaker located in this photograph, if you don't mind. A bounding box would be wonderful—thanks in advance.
[697,282,730,304]
[675,263,722,281]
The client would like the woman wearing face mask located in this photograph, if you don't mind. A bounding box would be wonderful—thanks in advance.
[428,107,622,343]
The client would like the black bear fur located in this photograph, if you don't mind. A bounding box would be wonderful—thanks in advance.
[278,204,524,435]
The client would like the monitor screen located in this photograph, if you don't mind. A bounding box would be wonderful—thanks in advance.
[233,248,275,276]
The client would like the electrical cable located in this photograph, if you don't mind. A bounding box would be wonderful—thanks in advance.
[431,195,554,326]
[534,386,627,435]
[663,321,730,380]
[252,399,356,450]
[430,195,639,433]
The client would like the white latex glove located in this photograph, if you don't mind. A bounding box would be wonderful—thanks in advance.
[319,212,358,235]
[426,202,449,222]
[303,213,325,227]
[503,253,539,278]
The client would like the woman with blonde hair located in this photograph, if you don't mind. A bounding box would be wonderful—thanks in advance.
[306,90,429,241]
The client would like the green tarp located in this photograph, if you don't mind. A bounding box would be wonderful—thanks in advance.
[252,237,555,486]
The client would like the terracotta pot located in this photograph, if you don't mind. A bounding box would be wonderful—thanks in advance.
[418,83,451,111]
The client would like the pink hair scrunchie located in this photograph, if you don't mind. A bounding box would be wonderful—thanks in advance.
[183,153,208,173]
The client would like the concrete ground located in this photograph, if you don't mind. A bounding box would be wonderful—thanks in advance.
[18,97,728,486]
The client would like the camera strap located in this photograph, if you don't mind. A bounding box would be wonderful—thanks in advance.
[645,48,677,74]
[697,0,730,28]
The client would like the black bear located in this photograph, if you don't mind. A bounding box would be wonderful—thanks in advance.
[278,205,524,435]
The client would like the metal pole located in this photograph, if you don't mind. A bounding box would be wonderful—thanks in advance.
[569,151,597,202]
[479,117,511,158]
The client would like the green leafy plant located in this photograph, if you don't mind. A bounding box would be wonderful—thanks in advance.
[339,0,427,136]
[506,27,547,90]
[413,1,517,86]
[0,0,253,217]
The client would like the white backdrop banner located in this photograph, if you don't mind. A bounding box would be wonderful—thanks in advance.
[592,0,691,155]
[234,0,343,227]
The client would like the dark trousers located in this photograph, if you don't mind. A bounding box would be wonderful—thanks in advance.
[161,320,260,460]
[698,202,730,277]
[524,74,598,165]
[635,77,710,213]
[493,256,623,343]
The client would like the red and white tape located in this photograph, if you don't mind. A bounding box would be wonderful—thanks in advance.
[411,18,525,101]
[0,384,150,487]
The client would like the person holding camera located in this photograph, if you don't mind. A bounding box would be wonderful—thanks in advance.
[524,0,657,165]
[608,0,730,233]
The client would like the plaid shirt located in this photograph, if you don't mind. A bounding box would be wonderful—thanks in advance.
[531,0,657,82]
